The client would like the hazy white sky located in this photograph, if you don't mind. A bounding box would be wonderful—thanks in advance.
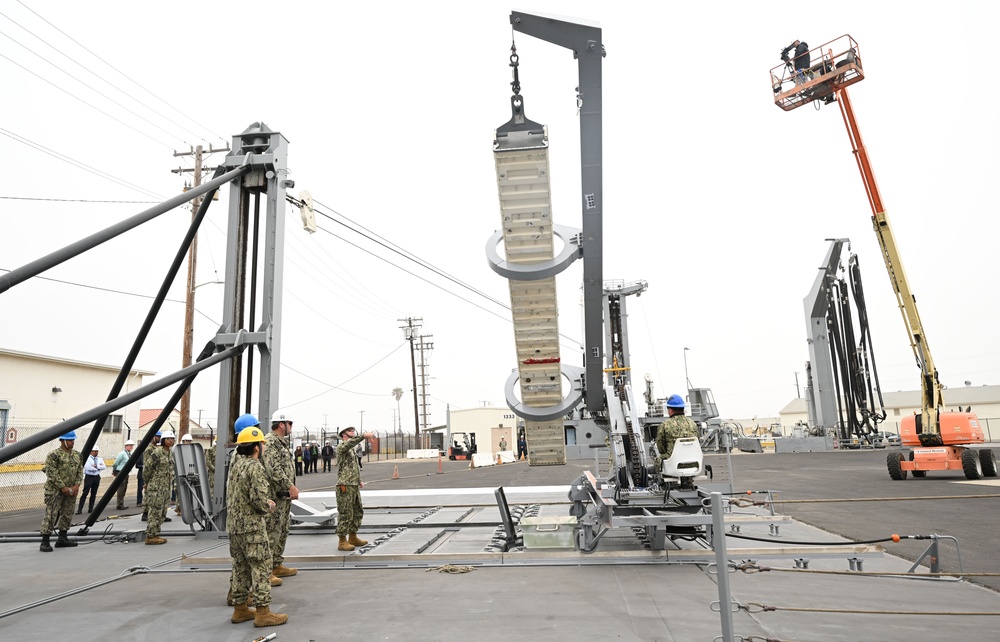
[2,1,997,435]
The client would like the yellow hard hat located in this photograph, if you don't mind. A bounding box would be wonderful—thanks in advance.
[236,427,265,444]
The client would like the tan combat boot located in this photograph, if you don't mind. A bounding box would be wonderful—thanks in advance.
[338,535,355,551]
[348,533,368,547]
[272,564,297,578]
[269,575,283,587]
[145,536,167,545]
[254,605,289,628]
[231,603,255,624]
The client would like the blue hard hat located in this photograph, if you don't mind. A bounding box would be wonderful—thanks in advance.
[666,394,686,409]
[59,431,77,440]
[234,413,260,434]
[155,430,162,437]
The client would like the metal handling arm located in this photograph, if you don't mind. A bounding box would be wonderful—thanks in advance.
[836,88,943,444]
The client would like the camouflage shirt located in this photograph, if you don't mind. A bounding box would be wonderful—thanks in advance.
[226,454,271,534]
[336,435,366,485]
[43,447,83,494]
[144,445,174,493]
[656,414,699,459]
[262,431,294,496]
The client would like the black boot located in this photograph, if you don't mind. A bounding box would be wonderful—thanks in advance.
[75,506,83,515]
[54,530,78,548]
[40,533,53,552]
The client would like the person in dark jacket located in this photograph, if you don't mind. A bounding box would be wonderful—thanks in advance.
[780,39,810,84]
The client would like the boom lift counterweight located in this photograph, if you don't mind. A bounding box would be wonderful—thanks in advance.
[771,36,994,480]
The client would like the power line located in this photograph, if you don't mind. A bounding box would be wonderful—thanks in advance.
[0,51,176,150]
[0,127,165,199]
[0,22,194,148]
[0,196,159,203]
[14,0,225,145]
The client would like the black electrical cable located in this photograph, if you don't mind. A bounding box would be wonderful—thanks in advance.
[726,532,896,546]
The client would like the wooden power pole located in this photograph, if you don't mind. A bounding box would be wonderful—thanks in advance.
[171,143,228,438]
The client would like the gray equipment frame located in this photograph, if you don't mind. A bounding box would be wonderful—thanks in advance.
[210,122,292,530]
[510,11,605,413]
[803,239,849,433]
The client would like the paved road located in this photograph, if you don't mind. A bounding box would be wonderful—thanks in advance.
[727,447,1000,592]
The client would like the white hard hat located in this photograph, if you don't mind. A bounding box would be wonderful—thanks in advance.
[161,430,176,440]
[181,434,193,442]
[91,445,100,452]
[271,409,293,424]
[124,440,136,446]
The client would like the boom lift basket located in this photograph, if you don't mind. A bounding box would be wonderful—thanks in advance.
[771,35,864,111]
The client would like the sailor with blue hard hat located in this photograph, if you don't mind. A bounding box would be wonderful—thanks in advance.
[234,413,260,434]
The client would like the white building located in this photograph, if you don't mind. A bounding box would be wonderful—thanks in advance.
[431,406,519,455]
[778,384,1000,440]
[0,347,153,512]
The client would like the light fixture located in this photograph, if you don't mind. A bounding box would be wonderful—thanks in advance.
[52,387,62,393]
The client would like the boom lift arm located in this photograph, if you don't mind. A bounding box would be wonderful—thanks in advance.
[836,88,943,445]
[772,38,990,481]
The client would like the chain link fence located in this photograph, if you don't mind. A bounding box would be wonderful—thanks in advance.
[0,419,130,513]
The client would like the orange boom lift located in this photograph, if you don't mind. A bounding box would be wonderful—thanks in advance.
[770,36,996,480]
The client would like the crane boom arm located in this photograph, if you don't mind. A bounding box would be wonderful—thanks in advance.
[836,87,943,437]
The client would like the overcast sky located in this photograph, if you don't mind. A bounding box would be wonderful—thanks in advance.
[2,1,997,435]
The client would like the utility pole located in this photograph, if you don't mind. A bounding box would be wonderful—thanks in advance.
[171,143,228,438]
[360,410,365,431]
[399,317,422,437]
[417,333,434,435]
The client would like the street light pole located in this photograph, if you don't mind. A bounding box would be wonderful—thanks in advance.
[683,347,691,390]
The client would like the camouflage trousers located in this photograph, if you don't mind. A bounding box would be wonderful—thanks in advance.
[144,486,169,537]
[266,497,291,566]
[336,485,363,535]
[40,491,75,534]
[229,531,273,608]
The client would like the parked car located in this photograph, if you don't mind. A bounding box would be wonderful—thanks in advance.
[873,431,901,448]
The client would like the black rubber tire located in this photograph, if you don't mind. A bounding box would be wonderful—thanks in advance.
[887,452,907,480]
[979,449,998,477]
[962,448,983,480]
[908,451,927,478]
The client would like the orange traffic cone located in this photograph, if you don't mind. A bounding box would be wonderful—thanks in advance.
[468,456,475,470]
[392,464,399,479]
[437,454,443,474]
[496,453,502,465]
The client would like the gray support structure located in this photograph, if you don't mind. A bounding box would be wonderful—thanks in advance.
[511,11,604,412]
[804,239,848,433]
[212,123,290,522]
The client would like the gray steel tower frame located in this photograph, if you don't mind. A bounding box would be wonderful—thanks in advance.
[212,123,291,512]
[803,239,848,433]
[511,11,605,412]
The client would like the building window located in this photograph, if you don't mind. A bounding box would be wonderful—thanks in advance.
[105,414,123,433]
[893,408,900,416]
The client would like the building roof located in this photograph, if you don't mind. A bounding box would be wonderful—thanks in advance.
[139,408,208,436]
[780,384,1000,415]
[0,347,155,376]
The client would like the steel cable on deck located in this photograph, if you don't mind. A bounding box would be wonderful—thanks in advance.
[732,493,1000,507]
[740,601,1000,617]
[735,562,1000,578]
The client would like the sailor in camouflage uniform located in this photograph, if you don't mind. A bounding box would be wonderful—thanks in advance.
[655,394,700,470]
[143,430,175,545]
[264,410,300,580]
[227,425,288,628]
[39,431,83,552]
[336,426,374,551]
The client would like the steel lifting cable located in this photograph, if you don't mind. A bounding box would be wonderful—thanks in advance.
[739,601,1000,617]
[735,562,1000,579]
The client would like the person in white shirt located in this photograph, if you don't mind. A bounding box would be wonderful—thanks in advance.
[77,446,106,515]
